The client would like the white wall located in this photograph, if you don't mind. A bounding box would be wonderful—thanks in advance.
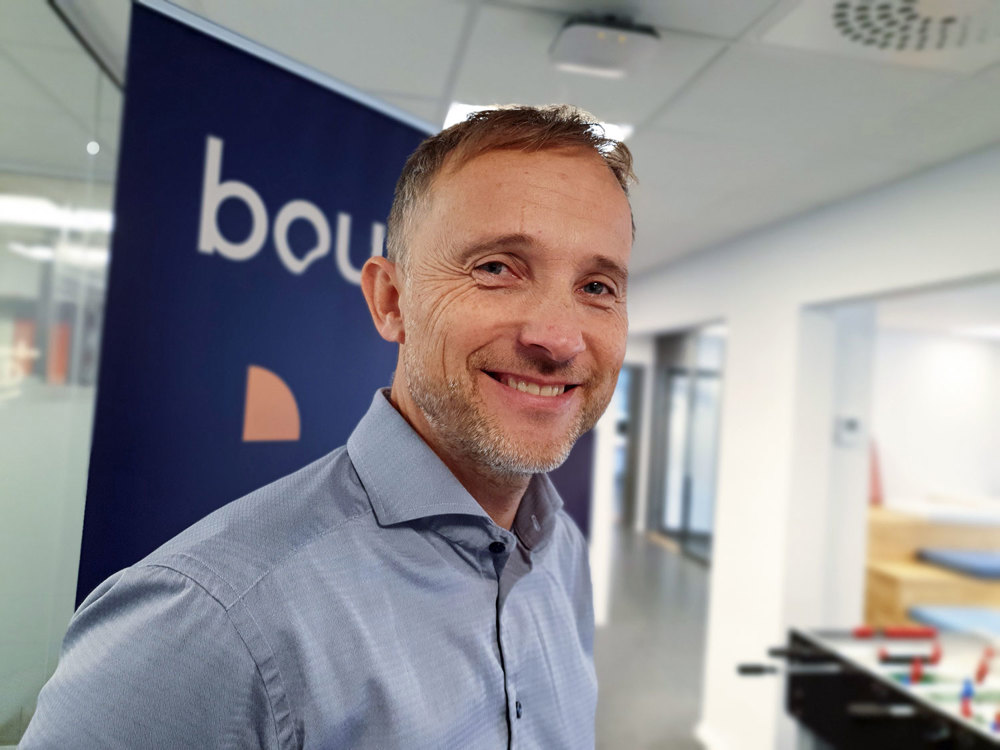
[872,329,1000,503]
[625,143,1000,750]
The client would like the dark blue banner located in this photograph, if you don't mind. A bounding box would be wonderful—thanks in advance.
[78,3,429,603]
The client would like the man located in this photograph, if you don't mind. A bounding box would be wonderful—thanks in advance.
[21,104,635,749]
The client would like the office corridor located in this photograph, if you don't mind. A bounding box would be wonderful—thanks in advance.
[595,528,709,750]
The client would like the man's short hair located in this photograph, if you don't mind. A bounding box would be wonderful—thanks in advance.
[386,104,637,269]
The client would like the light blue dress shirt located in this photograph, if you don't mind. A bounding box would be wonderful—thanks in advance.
[22,390,596,748]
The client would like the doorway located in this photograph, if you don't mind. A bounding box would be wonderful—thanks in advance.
[649,324,727,564]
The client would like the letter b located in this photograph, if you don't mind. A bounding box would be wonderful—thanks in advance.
[198,136,268,261]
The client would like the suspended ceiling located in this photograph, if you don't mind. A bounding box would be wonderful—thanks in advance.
[2,0,1000,273]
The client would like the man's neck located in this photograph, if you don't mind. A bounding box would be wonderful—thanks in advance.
[442,459,530,531]
[387,388,529,530]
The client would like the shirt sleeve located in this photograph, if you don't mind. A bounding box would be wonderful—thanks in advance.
[19,564,282,750]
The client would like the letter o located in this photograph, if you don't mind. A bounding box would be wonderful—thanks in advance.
[273,200,331,275]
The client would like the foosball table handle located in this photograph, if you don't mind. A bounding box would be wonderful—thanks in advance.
[846,702,917,719]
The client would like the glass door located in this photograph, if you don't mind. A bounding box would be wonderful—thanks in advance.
[652,326,726,564]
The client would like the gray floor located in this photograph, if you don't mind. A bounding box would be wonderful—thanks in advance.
[595,527,709,750]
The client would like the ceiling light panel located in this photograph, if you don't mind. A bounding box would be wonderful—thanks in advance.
[637,0,782,39]
[549,17,660,79]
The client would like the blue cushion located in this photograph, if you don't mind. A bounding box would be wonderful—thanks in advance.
[909,605,1000,636]
[918,548,1000,580]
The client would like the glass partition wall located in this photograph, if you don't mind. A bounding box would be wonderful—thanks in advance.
[649,325,727,565]
[0,4,121,742]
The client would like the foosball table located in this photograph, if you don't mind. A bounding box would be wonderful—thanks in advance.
[741,626,1000,748]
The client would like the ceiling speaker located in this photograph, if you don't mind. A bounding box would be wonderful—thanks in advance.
[763,0,1000,73]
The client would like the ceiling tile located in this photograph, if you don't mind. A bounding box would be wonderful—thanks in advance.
[858,66,1000,169]
[652,42,958,151]
[0,2,77,48]
[0,54,64,114]
[57,0,132,83]
[625,127,819,269]
[628,148,921,273]
[709,150,919,230]
[483,0,643,24]
[451,4,724,125]
[637,0,780,39]
[371,92,443,128]
[494,0,779,39]
[629,170,721,228]
[626,128,814,194]
[3,44,105,128]
[628,209,719,271]
[172,0,472,99]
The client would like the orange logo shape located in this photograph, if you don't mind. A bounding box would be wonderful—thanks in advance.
[242,365,300,442]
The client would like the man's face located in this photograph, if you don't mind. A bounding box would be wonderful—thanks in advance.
[393,146,632,476]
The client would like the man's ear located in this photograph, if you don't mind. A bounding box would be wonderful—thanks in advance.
[360,256,405,344]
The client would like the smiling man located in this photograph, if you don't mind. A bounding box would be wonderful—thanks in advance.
[22,105,635,750]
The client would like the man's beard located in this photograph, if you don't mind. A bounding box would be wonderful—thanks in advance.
[402,346,611,477]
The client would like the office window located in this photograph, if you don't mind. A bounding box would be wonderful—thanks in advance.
[0,4,121,741]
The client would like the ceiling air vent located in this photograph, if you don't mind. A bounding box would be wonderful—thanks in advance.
[762,0,1000,73]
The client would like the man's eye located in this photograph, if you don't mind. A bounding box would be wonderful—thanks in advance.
[582,281,611,295]
[477,261,507,275]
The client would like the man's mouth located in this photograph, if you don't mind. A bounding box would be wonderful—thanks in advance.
[484,371,579,398]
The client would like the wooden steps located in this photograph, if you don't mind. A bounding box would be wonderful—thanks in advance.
[865,560,1000,627]
[864,507,1000,627]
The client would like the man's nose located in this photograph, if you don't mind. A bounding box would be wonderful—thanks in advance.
[517,294,586,364]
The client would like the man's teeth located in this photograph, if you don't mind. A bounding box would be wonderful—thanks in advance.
[503,376,565,397]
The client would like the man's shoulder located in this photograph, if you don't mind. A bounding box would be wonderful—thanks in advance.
[136,445,374,605]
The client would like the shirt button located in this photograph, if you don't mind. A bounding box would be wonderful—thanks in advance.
[515,700,523,719]
[489,541,506,554]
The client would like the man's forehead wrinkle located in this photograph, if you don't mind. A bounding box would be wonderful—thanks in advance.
[503,176,632,237]
[450,231,629,282]
[448,233,541,268]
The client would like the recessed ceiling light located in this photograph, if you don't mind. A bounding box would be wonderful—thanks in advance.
[443,102,488,130]
[8,241,109,267]
[597,122,633,142]
[0,195,113,232]
[86,140,100,155]
[7,242,54,262]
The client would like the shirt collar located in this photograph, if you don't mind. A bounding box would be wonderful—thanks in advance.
[346,390,563,549]
[512,472,563,552]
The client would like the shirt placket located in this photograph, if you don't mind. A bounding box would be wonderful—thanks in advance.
[487,530,518,749]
